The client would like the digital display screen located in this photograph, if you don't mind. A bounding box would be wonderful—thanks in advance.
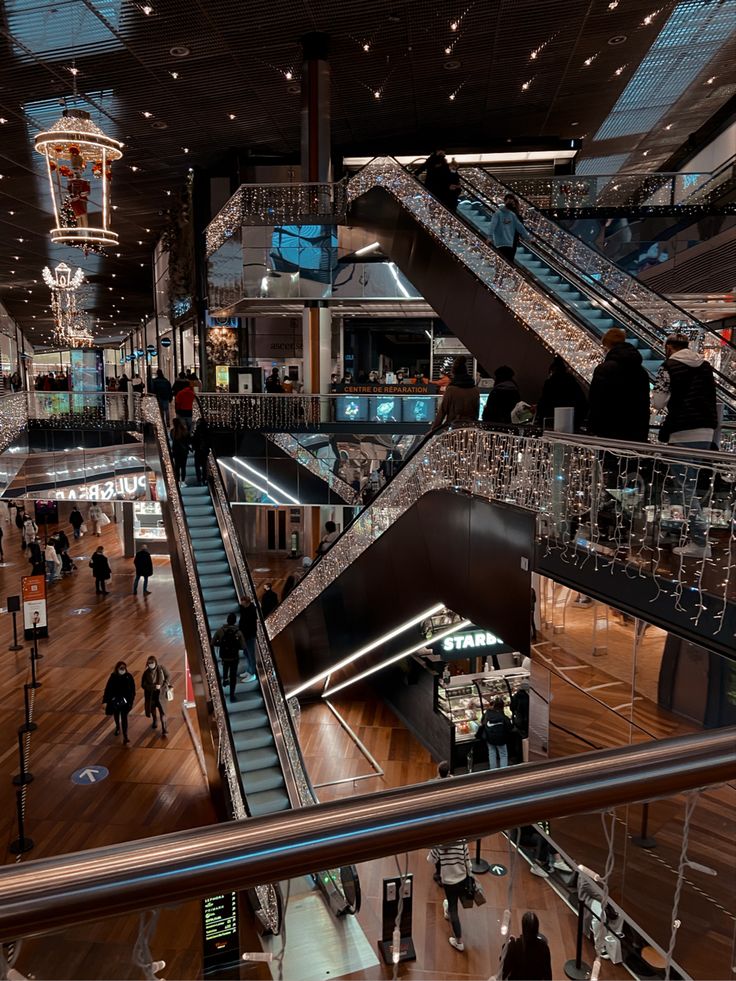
[369,396,400,423]
[335,396,368,422]
[202,892,239,971]
[402,398,433,423]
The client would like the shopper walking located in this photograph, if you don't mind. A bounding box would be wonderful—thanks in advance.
[133,544,153,596]
[260,583,279,618]
[69,505,84,539]
[483,366,522,425]
[317,520,340,555]
[141,656,171,735]
[489,195,531,266]
[22,514,38,550]
[265,367,284,393]
[653,332,718,558]
[131,371,145,395]
[427,839,472,951]
[90,545,111,596]
[150,368,173,426]
[502,911,552,980]
[88,502,103,537]
[191,417,210,485]
[212,612,246,702]
[102,661,136,744]
[44,540,61,582]
[238,596,258,680]
[170,417,190,485]
[430,356,480,431]
[477,696,513,769]
[28,539,45,575]
[535,356,588,432]
[587,328,650,443]
[174,378,196,432]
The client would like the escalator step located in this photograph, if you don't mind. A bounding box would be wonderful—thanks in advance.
[229,708,269,729]
[247,789,291,817]
[241,766,285,795]
[239,746,279,772]
[228,689,264,710]
[205,602,238,619]
[181,486,209,497]
[196,560,230,574]
[190,528,221,541]
[184,505,215,516]
[203,587,236,603]
[231,724,274,747]
[199,574,234,589]
[188,516,216,528]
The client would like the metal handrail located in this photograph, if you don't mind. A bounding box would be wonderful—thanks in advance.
[0,727,733,940]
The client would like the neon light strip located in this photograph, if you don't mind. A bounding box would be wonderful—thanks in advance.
[219,459,281,506]
[231,456,300,506]
[322,620,472,698]
[289,603,446,698]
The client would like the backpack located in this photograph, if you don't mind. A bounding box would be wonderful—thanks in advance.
[218,626,240,661]
[481,713,507,746]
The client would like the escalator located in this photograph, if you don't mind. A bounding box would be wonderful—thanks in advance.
[267,424,736,691]
[346,158,736,410]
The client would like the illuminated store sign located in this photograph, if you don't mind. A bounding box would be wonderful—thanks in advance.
[441,629,503,652]
[53,474,146,501]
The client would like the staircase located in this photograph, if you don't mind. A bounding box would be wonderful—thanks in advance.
[179,454,290,816]
[458,197,663,377]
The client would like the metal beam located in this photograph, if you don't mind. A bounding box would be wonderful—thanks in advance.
[0,728,734,942]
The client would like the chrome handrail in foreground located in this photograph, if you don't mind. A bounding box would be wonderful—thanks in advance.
[0,727,732,940]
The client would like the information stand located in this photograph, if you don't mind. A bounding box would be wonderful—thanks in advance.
[202,892,240,976]
[22,576,48,640]
[377,874,416,964]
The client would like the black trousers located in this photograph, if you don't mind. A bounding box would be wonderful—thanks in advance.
[221,659,238,697]
[112,708,129,737]
[173,451,188,483]
[95,577,108,594]
[497,245,516,264]
[443,879,466,939]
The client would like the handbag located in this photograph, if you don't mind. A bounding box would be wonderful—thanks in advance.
[80,522,88,535]
[165,687,174,702]
[100,512,111,527]
[460,874,486,909]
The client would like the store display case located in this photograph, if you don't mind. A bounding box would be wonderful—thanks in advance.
[120,501,168,557]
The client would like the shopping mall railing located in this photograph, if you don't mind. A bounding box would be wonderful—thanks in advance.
[0,391,29,453]
[0,726,732,940]
[267,424,736,643]
[462,168,736,399]
[206,180,348,255]
[25,391,141,428]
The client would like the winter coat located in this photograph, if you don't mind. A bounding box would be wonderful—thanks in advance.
[102,671,136,715]
[431,375,480,430]
[69,508,84,530]
[151,375,173,402]
[174,386,196,413]
[587,342,651,443]
[652,349,717,443]
[90,552,111,581]
[502,935,552,981]
[141,663,171,716]
[260,588,279,618]
[535,371,588,432]
[28,541,44,574]
[191,424,210,463]
[483,379,521,425]
[134,548,154,577]
[476,708,513,747]
[22,519,38,545]
[238,602,258,639]
[88,504,102,523]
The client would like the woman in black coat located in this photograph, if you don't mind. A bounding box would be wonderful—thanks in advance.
[28,539,45,575]
[535,356,588,432]
[483,366,521,425]
[191,418,210,485]
[502,911,552,981]
[102,661,136,744]
[90,545,111,596]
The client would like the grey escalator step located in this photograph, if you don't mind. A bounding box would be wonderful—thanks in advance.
[241,766,285,796]
[197,559,230,573]
[643,360,662,374]
[190,527,221,541]
[228,690,264,712]
[202,586,236,603]
[247,789,291,817]
[229,707,269,730]
[184,504,215,517]
[239,745,280,772]
[199,574,234,589]
[206,602,238,619]
[188,515,217,528]
[181,485,210,497]
[231,724,274,747]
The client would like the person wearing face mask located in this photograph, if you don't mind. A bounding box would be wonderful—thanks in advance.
[141,656,171,736]
[102,661,136,744]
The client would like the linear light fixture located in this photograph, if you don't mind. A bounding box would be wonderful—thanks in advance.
[354,241,381,256]
[231,456,300,506]
[219,459,281,506]
[323,619,472,698]
[289,602,446,698]
[342,149,578,168]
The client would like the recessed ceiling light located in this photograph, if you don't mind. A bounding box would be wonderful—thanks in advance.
[182,147,189,154]
[8,211,14,215]
[151,120,168,130]
[665,123,673,130]
[13,255,19,260]
[17,238,23,243]
[170,45,190,57]
[608,34,627,45]
[706,76,716,84]
[228,113,236,119]
[642,150,649,156]
[449,93,455,101]
[362,43,370,52]
[141,4,154,14]
[170,71,179,79]
[284,71,293,80]
[142,111,153,119]
[373,90,381,99]
[450,20,458,30]
[0,118,7,124]
[130,165,139,172]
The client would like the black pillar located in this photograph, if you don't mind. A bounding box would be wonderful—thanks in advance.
[301,32,331,183]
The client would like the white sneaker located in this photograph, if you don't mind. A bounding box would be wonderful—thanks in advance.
[530,864,549,878]
[448,937,464,952]
[574,596,592,606]
[672,542,711,559]
[553,859,572,872]
[442,899,449,921]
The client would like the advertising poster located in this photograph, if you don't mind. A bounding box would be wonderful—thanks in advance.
[22,575,48,639]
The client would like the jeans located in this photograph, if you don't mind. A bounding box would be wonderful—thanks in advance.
[443,879,466,939]
[46,560,58,582]
[73,527,81,539]
[667,440,711,547]
[159,400,170,426]
[242,636,256,676]
[176,411,193,434]
[488,744,508,769]
[133,574,149,594]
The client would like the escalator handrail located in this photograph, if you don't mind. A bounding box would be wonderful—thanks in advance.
[680,152,736,204]
[141,397,252,820]
[462,165,736,361]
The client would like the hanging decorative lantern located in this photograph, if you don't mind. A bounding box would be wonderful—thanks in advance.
[42,262,94,348]
[34,108,123,254]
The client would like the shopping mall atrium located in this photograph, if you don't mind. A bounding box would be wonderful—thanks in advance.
[0,0,735,978]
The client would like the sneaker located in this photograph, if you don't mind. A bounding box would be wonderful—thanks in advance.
[672,542,711,559]
[553,859,572,873]
[448,937,464,952]
[143,590,152,595]
[574,596,592,607]
[530,864,549,878]
[442,899,449,921]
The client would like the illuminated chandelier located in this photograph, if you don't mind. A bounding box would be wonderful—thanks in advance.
[34,108,123,254]
[43,262,94,348]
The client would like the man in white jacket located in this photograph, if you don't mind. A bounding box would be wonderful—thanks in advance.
[652,333,717,558]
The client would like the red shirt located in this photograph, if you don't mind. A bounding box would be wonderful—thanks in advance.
[175,385,195,412]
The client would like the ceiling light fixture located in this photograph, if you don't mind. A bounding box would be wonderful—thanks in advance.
[665,123,673,130]
[142,111,153,118]
[584,54,597,66]
[521,78,532,90]
[170,71,179,79]
[182,147,189,153]
[0,118,7,124]
[450,20,458,30]
[141,4,154,14]
[373,90,381,99]
[228,113,236,120]
[614,64,626,75]
[284,71,293,80]
[363,43,370,52]
[608,0,618,8]
[706,76,715,84]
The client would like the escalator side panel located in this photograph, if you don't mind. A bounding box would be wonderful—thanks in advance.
[346,190,555,392]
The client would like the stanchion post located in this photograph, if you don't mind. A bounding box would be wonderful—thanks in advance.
[9,789,34,855]
[31,619,43,660]
[19,684,37,734]
[9,608,23,651]
[12,730,33,786]
[632,802,657,849]
[29,648,41,690]
[564,898,592,980]
[471,837,490,875]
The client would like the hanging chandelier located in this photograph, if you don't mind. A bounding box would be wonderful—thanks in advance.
[34,108,123,254]
[43,262,94,348]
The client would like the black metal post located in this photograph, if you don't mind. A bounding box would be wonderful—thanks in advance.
[29,648,40,690]
[9,790,34,855]
[12,731,33,786]
[471,837,490,875]
[632,802,657,849]
[31,622,43,661]
[564,898,592,980]
[8,609,22,651]
[19,684,37,734]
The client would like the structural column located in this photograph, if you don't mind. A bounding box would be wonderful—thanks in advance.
[301,32,331,184]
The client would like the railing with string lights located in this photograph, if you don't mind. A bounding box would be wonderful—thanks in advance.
[461,168,736,400]
[0,392,30,453]
[206,181,348,255]
[266,423,736,642]
[501,166,736,211]
[25,391,142,428]
[265,432,361,503]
